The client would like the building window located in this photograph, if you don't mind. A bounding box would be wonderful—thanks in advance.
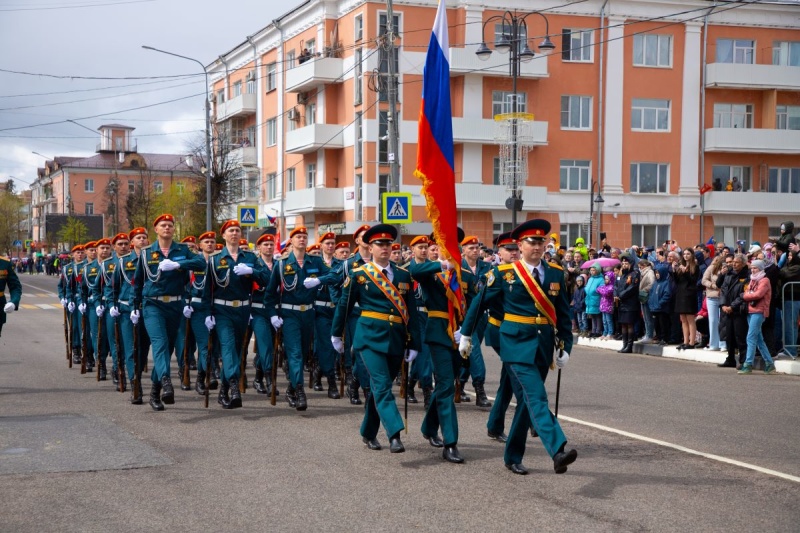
[768,167,800,193]
[378,174,389,220]
[630,162,668,194]
[230,118,244,144]
[267,172,277,199]
[560,223,586,247]
[492,91,527,116]
[85,202,94,215]
[287,168,296,192]
[493,157,501,185]
[354,173,363,220]
[713,103,753,129]
[562,29,592,62]
[306,163,316,189]
[267,118,277,146]
[776,105,800,130]
[559,160,591,191]
[493,222,513,242]
[247,173,259,199]
[354,48,363,105]
[286,50,295,69]
[494,22,526,53]
[154,181,163,194]
[633,34,672,67]
[354,112,363,168]
[216,89,225,105]
[773,41,800,67]
[712,165,751,192]
[714,226,750,249]
[379,111,389,164]
[305,39,316,57]
[379,12,400,36]
[631,99,670,131]
[716,39,755,64]
[631,225,670,247]
[176,182,185,195]
[266,63,277,91]
[355,13,363,42]
[561,95,592,130]
[84,178,94,193]
[305,103,316,126]
[233,81,242,97]
[128,180,135,194]
[246,78,255,95]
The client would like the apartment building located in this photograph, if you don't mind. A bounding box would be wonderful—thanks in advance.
[208,0,800,248]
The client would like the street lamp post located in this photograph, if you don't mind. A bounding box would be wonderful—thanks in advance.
[142,45,213,231]
[476,11,556,229]
[589,179,604,249]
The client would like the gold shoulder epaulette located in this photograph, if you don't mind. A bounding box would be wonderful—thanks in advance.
[548,262,564,271]
[395,264,409,273]
[0,255,9,261]
[498,264,514,271]
[352,265,364,273]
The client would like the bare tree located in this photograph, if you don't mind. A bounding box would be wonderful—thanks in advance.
[125,168,160,230]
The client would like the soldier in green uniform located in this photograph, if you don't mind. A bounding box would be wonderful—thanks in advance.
[459,219,576,476]
[312,231,342,398]
[81,238,112,380]
[103,233,131,388]
[459,235,493,407]
[76,241,97,371]
[58,244,85,364]
[331,224,420,453]
[0,253,22,338]
[188,231,219,395]
[251,232,277,395]
[174,235,199,384]
[402,235,434,408]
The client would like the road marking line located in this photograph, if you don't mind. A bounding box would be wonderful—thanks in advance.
[473,390,800,484]
[20,304,39,310]
[35,304,55,310]
[19,281,58,297]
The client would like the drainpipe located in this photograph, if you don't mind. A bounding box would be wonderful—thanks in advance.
[218,55,230,100]
[596,0,609,248]
[700,3,717,242]
[246,35,261,205]
[274,18,286,241]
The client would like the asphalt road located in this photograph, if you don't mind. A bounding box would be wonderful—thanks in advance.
[1,275,798,532]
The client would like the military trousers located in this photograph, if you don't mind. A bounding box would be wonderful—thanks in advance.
[213,306,249,384]
[88,301,109,365]
[345,313,369,386]
[504,361,567,466]
[142,299,182,384]
[118,314,148,381]
[485,323,513,435]
[282,308,315,388]
[460,312,487,384]
[314,307,337,378]
[104,313,122,374]
[251,308,274,374]
[409,313,433,388]
[69,309,81,348]
[359,348,404,441]
[173,316,197,370]
[420,344,460,446]
[189,304,216,375]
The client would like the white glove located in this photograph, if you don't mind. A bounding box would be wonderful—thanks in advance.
[61,298,68,308]
[4,302,15,313]
[331,336,344,354]
[233,263,253,276]
[458,335,472,358]
[109,306,121,318]
[78,303,87,314]
[271,316,283,330]
[68,302,75,313]
[249,314,253,324]
[454,328,462,344]
[405,349,418,363]
[130,310,140,325]
[556,350,570,369]
[183,305,193,318]
[95,305,105,317]
[303,277,321,289]
[157,259,180,272]
[440,260,450,271]
[205,315,216,331]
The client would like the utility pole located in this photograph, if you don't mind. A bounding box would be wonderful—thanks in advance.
[385,0,402,236]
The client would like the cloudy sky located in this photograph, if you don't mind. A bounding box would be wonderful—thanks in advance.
[0,0,293,189]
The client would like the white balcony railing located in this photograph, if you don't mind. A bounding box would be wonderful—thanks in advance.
[452,117,548,145]
[285,57,345,93]
[285,187,344,215]
[285,124,344,154]
[705,63,800,91]
[449,47,548,78]
[703,191,800,215]
[705,128,800,154]
[227,146,257,167]
[216,93,257,122]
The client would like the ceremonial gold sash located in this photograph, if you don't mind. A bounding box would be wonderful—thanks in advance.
[512,261,557,327]
[362,263,409,325]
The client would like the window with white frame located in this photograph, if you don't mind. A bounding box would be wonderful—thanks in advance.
[305,39,316,56]
[267,118,277,146]
[561,29,592,62]
[216,89,225,105]
[247,173,259,199]
[559,160,591,191]
[354,112,363,168]
[287,168,296,192]
[492,91,527,116]
[233,81,242,97]
[631,99,670,131]
[768,167,800,194]
[631,225,670,247]
[560,223,586,247]
[305,103,316,126]
[714,226,750,249]
[355,14,363,41]
[776,105,800,130]
[354,48,363,105]
[716,39,755,64]
[84,179,94,193]
[287,111,298,132]
[630,162,668,194]
[773,41,800,67]
[493,223,513,243]
[713,103,753,129]
[246,78,255,95]
[712,165,751,192]
[306,163,316,189]
[266,63,277,91]
[176,182,185,195]
[128,180,135,194]
[561,95,592,130]
[85,202,94,215]
[494,22,527,53]
[493,157,502,185]
[633,34,672,67]
[267,172,277,199]
[286,50,295,69]
[154,181,163,194]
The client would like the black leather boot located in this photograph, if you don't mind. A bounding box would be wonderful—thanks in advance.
[253,368,267,394]
[423,387,433,410]
[227,377,242,409]
[348,377,362,405]
[161,376,175,404]
[406,380,418,403]
[473,381,492,408]
[265,374,279,397]
[195,371,207,395]
[208,369,219,390]
[327,375,340,399]
[362,387,372,407]
[295,384,308,411]
[112,367,119,385]
[218,380,230,407]
[130,378,143,405]
[99,361,107,381]
[178,368,191,391]
[149,382,164,411]
[620,331,633,353]
[312,367,323,392]
[72,347,81,365]
[459,381,471,402]
[285,385,297,408]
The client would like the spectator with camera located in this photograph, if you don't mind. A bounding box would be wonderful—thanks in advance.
[716,254,750,369]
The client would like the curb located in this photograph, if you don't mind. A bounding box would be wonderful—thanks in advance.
[576,337,800,376]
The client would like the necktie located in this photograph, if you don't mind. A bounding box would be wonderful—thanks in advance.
[533,267,540,286]
[382,268,392,283]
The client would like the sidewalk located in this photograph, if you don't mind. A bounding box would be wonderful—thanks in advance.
[576,336,800,376]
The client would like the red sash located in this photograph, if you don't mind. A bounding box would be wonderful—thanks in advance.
[512,261,557,327]
[362,263,409,325]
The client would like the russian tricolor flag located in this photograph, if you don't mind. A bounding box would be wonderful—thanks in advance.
[415,0,466,329]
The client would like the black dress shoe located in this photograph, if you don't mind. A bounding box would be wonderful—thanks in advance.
[161,376,175,405]
[189,362,197,371]
[488,430,508,443]
[426,434,444,448]
[149,384,164,411]
[295,386,308,411]
[717,360,737,368]
[505,463,529,475]
[285,386,297,408]
[227,378,242,409]
[442,445,464,463]
[362,437,382,451]
[553,448,578,474]
[389,436,405,453]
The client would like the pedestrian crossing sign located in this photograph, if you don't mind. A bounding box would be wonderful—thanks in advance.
[238,206,257,226]
[381,193,412,224]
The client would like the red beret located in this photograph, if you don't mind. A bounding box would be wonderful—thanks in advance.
[214,243,223,250]
[239,238,249,246]
[181,236,196,244]
[335,242,350,250]
[460,235,479,247]
[307,243,320,253]
[71,244,85,253]
[353,224,370,240]
[153,213,174,227]
[198,231,216,242]
[290,227,307,238]
[318,231,335,242]
[220,220,241,233]
[111,233,130,245]
[84,241,97,249]
[410,236,429,247]
[128,227,147,240]
[256,234,275,245]
[391,243,401,251]
[95,238,111,247]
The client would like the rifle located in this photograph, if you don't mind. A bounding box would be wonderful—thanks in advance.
[63,307,71,368]
[555,341,564,418]
[239,324,253,393]
[270,328,283,406]
[204,259,213,409]
[181,317,191,391]
[115,315,124,392]
[96,306,103,382]
[132,316,141,403]
[80,311,88,374]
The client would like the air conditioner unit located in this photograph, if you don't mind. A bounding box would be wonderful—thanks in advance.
[246,71,256,81]
[287,108,300,121]
[297,92,308,105]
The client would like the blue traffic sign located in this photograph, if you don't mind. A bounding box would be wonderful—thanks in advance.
[238,205,257,227]
[381,193,412,224]
[12,240,22,248]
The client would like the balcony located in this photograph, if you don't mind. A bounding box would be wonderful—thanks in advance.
[285,57,344,93]
[285,187,344,215]
[216,93,257,122]
[703,191,800,216]
[705,63,800,91]
[285,124,344,154]
[456,183,548,210]
[705,128,800,154]
[452,117,548,145]
[449,47,548,78]
[227,146,257,167]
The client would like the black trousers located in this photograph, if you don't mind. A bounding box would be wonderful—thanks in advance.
[725,313,748,364]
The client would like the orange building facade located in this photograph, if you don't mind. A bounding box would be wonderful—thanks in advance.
[208,0,800,249]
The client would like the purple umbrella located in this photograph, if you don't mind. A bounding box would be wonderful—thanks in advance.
[580,257,620,269]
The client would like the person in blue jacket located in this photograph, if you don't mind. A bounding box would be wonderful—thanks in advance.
[648,263,673,346]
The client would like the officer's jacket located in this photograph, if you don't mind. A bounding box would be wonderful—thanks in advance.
[133,241,207,306]
[0,257,22,315]
[463,260,573,365]
[115,251,139,311]
[203,247,269,309]
[331,262,420,355]
[264,251,340,316]
[80,258,106,305]
[58,260,78,301]
[314,255,342,311]
[250,255,275,311]
[101,254,118,305]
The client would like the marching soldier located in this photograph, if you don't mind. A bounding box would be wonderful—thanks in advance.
[264,227,339,411]
[188,231,219,395]
[103,234,131,388]
[312,231,342,398]
[331,224,420,453]
[133,214,206,411]
[182,235,198,254]
[77,241,97,371]
[251,233,277,395]
[459,219,576,475]
[459,235,493,407]
[403,236,434,408]
[334,242,350,260]
[203,220,268,409]
[0,252,22,338]
[81,238,112,380]
[174,235,199,381]
[390,243,402,263]
[58,244,85,364]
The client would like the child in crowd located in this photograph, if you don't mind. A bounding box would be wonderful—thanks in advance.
[597,270,616,340]
[571,275,587,336]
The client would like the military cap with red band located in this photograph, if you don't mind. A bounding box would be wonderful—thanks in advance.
[128,227,147,240]
[153,213,174,227]
[493,232,517,249]
[181,236,196,244]
[362,224,397,244]
[511,219,551,242]
[111,233,130,245]
[220,219,241,233]
[198,231,216,242]
[256,233,275,245]
[289,227,307,238]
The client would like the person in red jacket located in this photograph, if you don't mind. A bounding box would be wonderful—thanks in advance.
[739,260,776,375]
